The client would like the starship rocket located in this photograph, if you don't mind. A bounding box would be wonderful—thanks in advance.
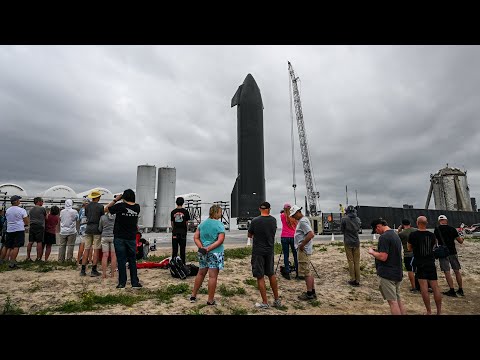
[231,73,266,218]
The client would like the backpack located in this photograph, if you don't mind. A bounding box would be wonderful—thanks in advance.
[186,263,199,276]
[169,256,188,279]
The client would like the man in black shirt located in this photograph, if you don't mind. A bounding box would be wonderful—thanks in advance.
[434,215,465,297]
[105,189,142,289]
[248,201,281,309]
[408,216,442,315]
[170,197,190,265]
[368,218,405,315]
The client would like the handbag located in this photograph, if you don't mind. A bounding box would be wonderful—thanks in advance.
[433,227,450,259]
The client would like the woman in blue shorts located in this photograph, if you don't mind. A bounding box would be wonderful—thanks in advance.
[190,205,225,305]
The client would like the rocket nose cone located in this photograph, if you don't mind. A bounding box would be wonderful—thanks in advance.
[243,73,256,86]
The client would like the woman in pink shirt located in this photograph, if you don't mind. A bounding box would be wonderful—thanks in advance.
[43,206,60,261]
[280,203,298,279]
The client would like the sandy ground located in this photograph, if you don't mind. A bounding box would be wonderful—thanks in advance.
[1,238,480,315]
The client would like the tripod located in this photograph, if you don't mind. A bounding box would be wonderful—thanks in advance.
[275,248,320,279]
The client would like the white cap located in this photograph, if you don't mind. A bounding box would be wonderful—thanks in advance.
[290,205,302,216]
[438,215,448,221]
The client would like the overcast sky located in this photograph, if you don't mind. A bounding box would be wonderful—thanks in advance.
[1,45,480,214]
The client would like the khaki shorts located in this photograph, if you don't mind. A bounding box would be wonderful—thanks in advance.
[378,276,401,301]
[84,234,101,250]
[297,250,311,277]
[101,236,114,252]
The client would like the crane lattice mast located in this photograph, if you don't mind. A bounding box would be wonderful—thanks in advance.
[288,61,320,216]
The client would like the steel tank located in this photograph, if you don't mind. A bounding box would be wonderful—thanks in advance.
[136,165,156,229]
[430,166,472,211]
[154,167,176,230]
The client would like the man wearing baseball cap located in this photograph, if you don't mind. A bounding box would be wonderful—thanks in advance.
[290,205,316,300]
[248,201,281,309]
[434,215,465,297]
[4,195,29,268]
[80,190,104,277]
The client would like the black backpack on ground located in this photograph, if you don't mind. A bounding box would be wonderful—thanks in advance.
[169,256,188,279]
[186,263,199,276]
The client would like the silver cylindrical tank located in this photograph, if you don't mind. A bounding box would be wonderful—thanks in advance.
[136,165,156,228]
[431,166,472,211]
[154,167,176,230]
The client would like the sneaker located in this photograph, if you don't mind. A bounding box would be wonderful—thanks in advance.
[90,270,101,277]
[296,275,305,280]
[281,271,291,280]
[190,296,197,303]
[132,283,143,289]
[348,280,360,287]
[116,284,126,289]
[24,258,33,263]
[8,263,18,269]
[272,298,282,308]
[255,302,270,309]
[456,288,465,296]
[442,289,458,297]
[410,288,419,293]
[206,300,216,306]
[298,292,315,301]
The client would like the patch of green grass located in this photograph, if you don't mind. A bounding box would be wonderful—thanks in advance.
[244,278,257,288]
[2,296,25,315]
[151,283,190,304]
[224,247,252,259]
[235,287,246,295]
[338,247,345,253]
[218,284,246,297]
[43,290,146,314]
[213,307,223,315]
[230,307,248,315]
[186,305,206,315]
[198,287,208,294]
[28,280,42,293]
[317,246,327,252]
[292,303,305,310]
[275,305,288,311]
[329,241,344,246]
[466,237,480,243]
[141,254,169,263]
[310,300,321,307]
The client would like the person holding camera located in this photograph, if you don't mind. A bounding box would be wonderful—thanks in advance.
[434,215,465,297]
[368,218,405,315]
[105,189,142,289]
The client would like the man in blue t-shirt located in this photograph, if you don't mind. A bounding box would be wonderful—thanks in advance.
[368,218,405,315]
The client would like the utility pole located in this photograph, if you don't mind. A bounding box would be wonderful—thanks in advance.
[346,185,348,206]
[355,189,358,207]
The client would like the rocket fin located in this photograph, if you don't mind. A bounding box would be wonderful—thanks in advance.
[231,85,243,107]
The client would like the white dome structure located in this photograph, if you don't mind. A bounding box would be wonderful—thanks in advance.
[176,193,201,201]
[0,183,28,198]
[77,187,114,200]
[43,185,77,199]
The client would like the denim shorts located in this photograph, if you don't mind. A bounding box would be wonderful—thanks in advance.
[198,251,224,270]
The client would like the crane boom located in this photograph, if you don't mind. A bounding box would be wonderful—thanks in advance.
[288,61,320,216]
